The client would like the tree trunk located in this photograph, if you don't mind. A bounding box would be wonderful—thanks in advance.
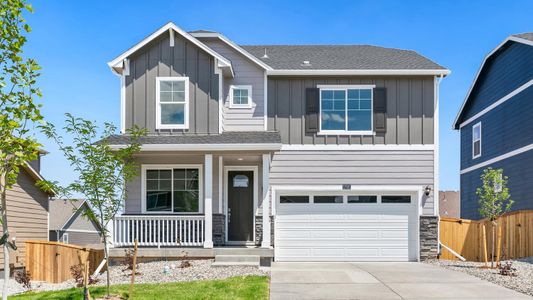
[102,234,110,296]
[1,173,9,300]
[491,223,495,268]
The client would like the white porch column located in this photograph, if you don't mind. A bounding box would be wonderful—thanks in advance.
[261,153,272,248]
[204,154,214,248]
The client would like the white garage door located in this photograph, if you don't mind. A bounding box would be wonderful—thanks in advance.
[275,193,419,262]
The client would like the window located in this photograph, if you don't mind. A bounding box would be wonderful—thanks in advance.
[62,233,69,244]
[381,195,411,203]
[280,196,309,204]
[319,85,374,134]
[314,195,343,204]
[145,166,201,213]
[230,85,252,108]
[156,77,189,129]
[233,175,249,187]
[473,122,481,159]
[348,196,377,203]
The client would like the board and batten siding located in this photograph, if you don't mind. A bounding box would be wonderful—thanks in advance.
[267,76,435,145]
[270,149,435,215]
[125,33,219,134]
[0,169,49,269]
[199,38,265,131]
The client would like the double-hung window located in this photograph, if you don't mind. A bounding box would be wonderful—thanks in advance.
[144,165,202,213]
[156,77,189,129]
[318,85,374,134]
[230,85,252,108]
[472,122,481,159]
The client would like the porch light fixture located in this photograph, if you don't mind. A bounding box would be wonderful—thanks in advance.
[237,158,244,161]
[424,186,431,196]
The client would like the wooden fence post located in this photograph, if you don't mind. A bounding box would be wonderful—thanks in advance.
[482,223,488,267]
[496,219,502,266]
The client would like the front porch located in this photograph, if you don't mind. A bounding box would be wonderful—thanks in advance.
[110,151,274,249]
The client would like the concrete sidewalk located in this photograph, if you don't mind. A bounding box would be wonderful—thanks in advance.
[270,262,532,300]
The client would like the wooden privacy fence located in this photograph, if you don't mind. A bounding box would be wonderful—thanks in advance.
[440,210,533,261]
[25,241,105,283]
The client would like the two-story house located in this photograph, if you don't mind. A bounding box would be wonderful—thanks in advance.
[454,33,533,220]
[107,22,449,262]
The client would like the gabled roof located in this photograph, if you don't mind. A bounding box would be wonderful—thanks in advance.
[49,199,86,231]
[453,33,533,129]
[241,45,449,76]
[108,22,233,76]
[24,162,55,196]
[190,31,273,70]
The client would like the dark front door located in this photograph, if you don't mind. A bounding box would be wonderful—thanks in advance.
[228,170,254,242]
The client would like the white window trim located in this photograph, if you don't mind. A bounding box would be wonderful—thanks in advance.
[156,77,190,130]
[62,233,69,244]
[472,122,482,159]
[317,84,375,135]
[229,85,253,108]
[141,164,204,214]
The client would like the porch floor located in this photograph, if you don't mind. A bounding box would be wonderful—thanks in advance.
[109,246,274,259]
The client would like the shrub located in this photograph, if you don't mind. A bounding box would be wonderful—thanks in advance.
[123,249,141,275]
[14,269,32,291]
[70,264,100,287]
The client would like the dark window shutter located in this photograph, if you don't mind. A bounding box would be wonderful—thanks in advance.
[305,88,320,133]
[373,87,387,133]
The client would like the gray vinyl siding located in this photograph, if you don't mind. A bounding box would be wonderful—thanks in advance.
[125,33,219,134]
[63,207,101,232]
[270,149,435,215]
[267,76,435,145]
[125,153,264,215]
[0,169,49,269]
[199,38,265,131]
[56,231,102,247]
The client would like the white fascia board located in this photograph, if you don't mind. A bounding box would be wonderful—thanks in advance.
[266,69,450,76]
[191,32,273,70]
[453,36,533,129]
[272,184,423,192]
[110,143,281,151]
[281,144,434,151]
[24,162,56,196]
[108,22,233,74]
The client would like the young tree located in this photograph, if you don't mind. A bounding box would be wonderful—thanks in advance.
[0,1,43,299]
[38,114,145,296]
[476,167,513,268]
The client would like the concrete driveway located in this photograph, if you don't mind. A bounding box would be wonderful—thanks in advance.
[270,262,532,300]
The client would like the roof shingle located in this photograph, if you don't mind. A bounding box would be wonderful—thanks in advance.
[240,45,446,70]
[104,131,281,145]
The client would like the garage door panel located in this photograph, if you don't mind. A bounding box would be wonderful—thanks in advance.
[275,194,418,262]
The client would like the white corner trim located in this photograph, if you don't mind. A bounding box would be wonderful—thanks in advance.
[459,79,533,128]
[434,75,443,217]
[155,76,190,130]
[190,32,273,70]
[263,72,268,131]
[108,22,233,73]
[120,75,126,133]
[218,156,223,214]
[453,37,533,129]
[267,69,450,76]
[204,154,213,248]
[460,143,533,174]
[111,143,282,151]
[140,164,204,214]
[229,85,253,108]
[280,144,434,151]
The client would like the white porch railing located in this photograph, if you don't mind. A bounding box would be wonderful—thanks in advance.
[113,215,205,247]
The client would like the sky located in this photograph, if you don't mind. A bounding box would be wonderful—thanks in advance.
[22,0,533,191]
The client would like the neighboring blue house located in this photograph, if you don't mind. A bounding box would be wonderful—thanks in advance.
[454,33,533,219]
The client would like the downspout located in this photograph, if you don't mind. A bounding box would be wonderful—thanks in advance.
[435,74,444,257]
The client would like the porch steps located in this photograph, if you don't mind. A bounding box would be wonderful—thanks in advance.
[211,255,260,267]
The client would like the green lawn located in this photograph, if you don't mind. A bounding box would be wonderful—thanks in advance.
[10,276,269,300]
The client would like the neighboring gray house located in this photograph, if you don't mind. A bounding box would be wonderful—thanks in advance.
[439,191,460,218]
[49,199,102,247]
[107,22,449,261]
[454,33,533,219]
